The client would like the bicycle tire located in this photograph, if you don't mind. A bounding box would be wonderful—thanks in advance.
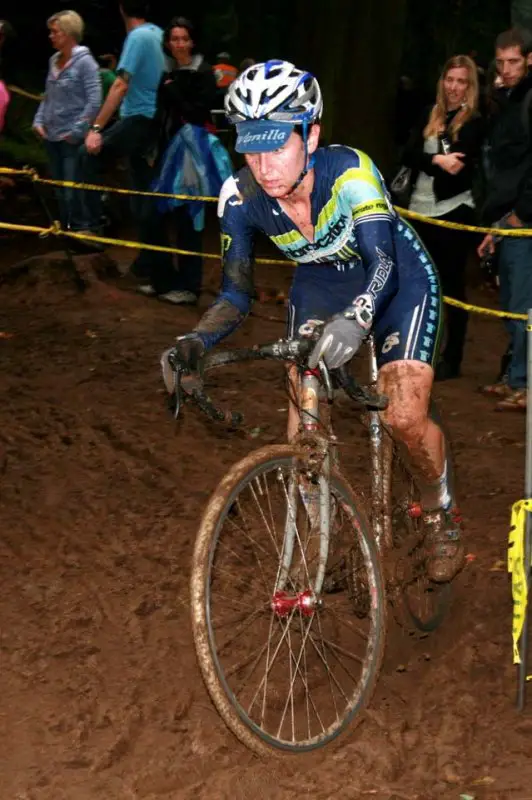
[190,444,386,756]
[382,436,452,633]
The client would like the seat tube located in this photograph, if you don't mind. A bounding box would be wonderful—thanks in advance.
[367,336,384,550]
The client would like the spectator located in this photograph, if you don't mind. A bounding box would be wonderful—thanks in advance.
[82,1,164,256]
[138,16,231,305]
[213,51,237,90]
[404,55,484,381]
[32,11,101,232]
[478,28,532,411]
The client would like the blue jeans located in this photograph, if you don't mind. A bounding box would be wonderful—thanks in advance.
[44,139,87,230]
[79,115,156,232]
[498,230,532,389]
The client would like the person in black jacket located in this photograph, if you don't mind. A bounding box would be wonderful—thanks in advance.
[137,17,219,304]
[404,55,484,381]
[157,18,217,146]
[478,29,532,411]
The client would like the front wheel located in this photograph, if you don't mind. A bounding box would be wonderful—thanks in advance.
[190,444,386,755]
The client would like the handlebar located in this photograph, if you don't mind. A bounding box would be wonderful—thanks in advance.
[167,335,388,428]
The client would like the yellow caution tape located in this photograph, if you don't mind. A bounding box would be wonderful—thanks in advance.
[443,296,527,321]
[396,206,532,237]
[0,166,219,203]
[0,216,531,312]
[3,163,532,237]
[0,167,34,177]
[0,213,530,316]
[509,499,532,664]
[6,84,43,102]
[0,219,291,265]
[38,176,219,203]
[0,220,60,236]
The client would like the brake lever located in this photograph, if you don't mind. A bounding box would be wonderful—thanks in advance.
[318,359,334,402]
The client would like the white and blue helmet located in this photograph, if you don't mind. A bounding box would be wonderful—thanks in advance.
[225,60,323,154]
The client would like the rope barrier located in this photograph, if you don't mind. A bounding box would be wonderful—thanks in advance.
[0,216,527,319]
[0,219,292,266]
[0,167,219,203]
[396,205,532,237]
[3,166,532,238]
[1,165,530,319]
[6,85,43,102]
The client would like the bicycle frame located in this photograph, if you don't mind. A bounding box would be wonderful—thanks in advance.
[281,337,389,595]
[171,336,388,593]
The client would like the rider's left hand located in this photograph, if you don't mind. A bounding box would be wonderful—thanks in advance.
[160,334,205,393]
[308,316,366,369]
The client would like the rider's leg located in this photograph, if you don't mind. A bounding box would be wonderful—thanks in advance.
[378,359,464,582]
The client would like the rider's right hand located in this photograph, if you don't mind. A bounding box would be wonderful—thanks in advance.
[160,333,205,394]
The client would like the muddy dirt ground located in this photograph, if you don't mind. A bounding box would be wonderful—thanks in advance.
[1,203,532,799]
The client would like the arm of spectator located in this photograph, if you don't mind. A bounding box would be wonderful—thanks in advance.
[33,100,45,135]
[68,56,102,142]
[432,152,465,175]
[92,73,128,130]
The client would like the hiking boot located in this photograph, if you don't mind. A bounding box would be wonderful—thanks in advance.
[423,508,465,583]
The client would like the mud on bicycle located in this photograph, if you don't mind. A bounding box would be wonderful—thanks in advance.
[164,323,453,756]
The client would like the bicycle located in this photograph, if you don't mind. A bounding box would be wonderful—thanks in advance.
[167,327,452,756]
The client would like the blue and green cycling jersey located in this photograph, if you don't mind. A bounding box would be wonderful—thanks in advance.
[195,145,441,366]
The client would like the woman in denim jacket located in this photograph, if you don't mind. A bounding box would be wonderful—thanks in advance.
[33,10,101,231]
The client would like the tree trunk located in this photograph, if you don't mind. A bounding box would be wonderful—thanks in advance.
[293,0,407,176]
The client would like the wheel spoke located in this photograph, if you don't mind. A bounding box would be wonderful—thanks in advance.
[197,452,383,752]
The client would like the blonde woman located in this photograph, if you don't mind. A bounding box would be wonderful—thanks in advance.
[33,10,101,231]
[404,55,484,380]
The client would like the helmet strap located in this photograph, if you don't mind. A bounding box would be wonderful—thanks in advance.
[286,121,314,196]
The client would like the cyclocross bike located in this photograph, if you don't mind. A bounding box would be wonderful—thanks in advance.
[167,325,452,756]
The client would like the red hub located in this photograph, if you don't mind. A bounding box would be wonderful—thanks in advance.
[271,590,317,618]
[407,502,423,519]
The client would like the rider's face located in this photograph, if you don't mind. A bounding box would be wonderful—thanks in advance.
[244,125,320,198]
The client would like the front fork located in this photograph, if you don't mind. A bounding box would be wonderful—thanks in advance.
[278,370,331,594]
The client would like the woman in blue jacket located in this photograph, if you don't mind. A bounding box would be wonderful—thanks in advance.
[33,10,101,232]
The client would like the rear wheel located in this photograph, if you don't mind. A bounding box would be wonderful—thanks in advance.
[190,443,386,754]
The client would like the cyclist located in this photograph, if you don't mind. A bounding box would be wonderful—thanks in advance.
[161,60,464,584]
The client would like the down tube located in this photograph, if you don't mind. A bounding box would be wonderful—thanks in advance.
[367,337,385,551]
